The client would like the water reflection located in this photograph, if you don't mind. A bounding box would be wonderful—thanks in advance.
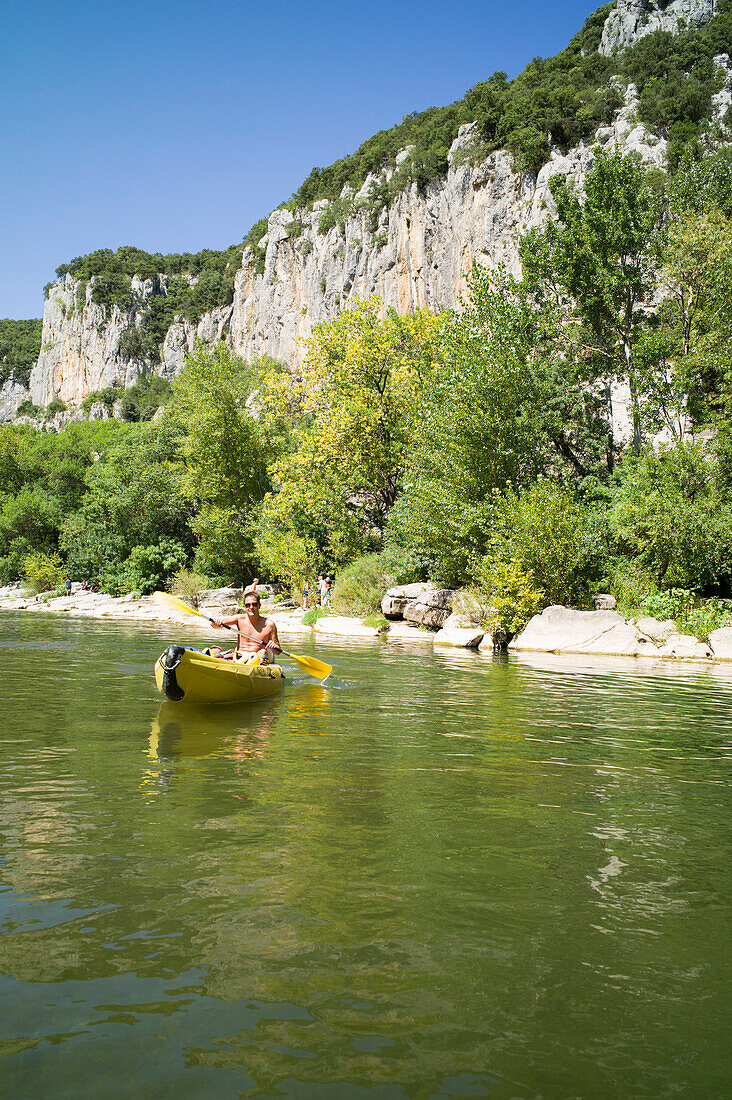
[1,611,731,1098]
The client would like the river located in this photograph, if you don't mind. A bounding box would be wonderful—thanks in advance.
[0,611,730,1097]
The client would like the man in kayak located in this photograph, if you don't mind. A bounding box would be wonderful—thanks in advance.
[211,592,281,663]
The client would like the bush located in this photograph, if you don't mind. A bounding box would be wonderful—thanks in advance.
[109,538,188,596]
[490,482,604,607]
[16,399,40,418]
[45,398,67,418]
[23,550,66,594]
[610,443,732,592]
[472,558,544,637]
[302,606,327,625]
[332,552,392,616]
[169,569,212,608]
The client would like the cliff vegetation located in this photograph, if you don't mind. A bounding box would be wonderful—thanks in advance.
[4,150,732,638]
[0,319,42,388]
[40,1,732,355]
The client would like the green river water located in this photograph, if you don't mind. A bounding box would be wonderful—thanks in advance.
[0,611,730,1098]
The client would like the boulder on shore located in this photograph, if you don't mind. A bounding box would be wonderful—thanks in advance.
[658,633,712,659]
[315,615,382,638]
[381,582,433,619]
[434,612,485,648]
[634,616,677,643]
[404,588,456,630]
[709,626,732,660]
[510,605,660,657]
[196,588,243,617]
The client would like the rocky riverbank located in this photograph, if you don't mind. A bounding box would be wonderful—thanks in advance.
[1,583,732,664]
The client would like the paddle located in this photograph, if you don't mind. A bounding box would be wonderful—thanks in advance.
[153,591,333,681]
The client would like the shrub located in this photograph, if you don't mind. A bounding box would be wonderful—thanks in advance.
[16,399,40,418]
[364,613,389,632]
[23,550,66,594]
[490,482,604,607]
[45,398,67,418]
[610,443,732,591]
[332,552,392,616]
[473,558,544,637]
[111,538,188,596]
[169,569,212,608]
[302,606,327,626]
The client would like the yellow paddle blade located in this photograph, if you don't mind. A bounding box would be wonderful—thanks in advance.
[153,591,210,622]
[287,652,333,680]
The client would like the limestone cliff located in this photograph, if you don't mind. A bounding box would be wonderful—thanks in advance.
[599,0,718,55]
[14,81,666,424]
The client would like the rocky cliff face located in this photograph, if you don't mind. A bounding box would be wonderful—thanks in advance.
[599,0,717,56]
[12,82,667,424]
[230,88,666,369]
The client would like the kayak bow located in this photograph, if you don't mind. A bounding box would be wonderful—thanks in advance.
[155,645,285,705]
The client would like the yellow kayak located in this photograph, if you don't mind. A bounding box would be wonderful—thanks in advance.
[155,645,285,705]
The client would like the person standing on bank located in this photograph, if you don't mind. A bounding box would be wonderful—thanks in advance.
[211,592,281,663]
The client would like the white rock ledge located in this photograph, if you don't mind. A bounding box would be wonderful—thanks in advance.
[512,606,674,658]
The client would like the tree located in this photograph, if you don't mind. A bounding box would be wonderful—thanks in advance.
[258,300,442,577]
[520,147,664,457]
[170,342,271,581]
[391,265,610,584]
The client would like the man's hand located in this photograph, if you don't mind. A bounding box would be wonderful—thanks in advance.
[212,618,222,628]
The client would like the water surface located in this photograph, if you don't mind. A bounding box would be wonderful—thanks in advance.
[1,612,730,1097]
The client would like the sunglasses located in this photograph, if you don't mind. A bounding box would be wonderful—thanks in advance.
[244,601,259,608]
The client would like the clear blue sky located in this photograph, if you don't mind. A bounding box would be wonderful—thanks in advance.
[2,0,600,318]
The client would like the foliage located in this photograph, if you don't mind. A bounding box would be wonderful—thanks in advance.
[522,147,665,457]
[168,568,213,607]
[23,550,66,594]
[45,398,66,418]
[16,400,40,418]
[488,481,605,607]
[610,441,732,591]
[302,606,327,625]
[331,552,394,616]
[118,374,172,421]
[472,558,544,637]
[255,527,319,597]
[59,420,193,591]
[81,383,121,412]
[392,263,608,584]
[260,300,442,572]
[0,319,42,387]
[115,538,188,596]
[170,342,271,581]
[54,242,244,319]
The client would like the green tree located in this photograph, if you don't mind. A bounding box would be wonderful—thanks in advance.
[259,300,442,578]
[521,147,663,458]
[610,441,732,591]
[170,342,270,581]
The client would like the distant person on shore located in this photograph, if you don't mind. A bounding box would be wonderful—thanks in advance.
[211,591,280,663]
[323,578,332,607]
[65,576,72,596]
[302,580,310,609]
[317,576,326,606]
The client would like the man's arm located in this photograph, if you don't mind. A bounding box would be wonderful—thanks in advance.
[264,619,281,652]
[211,615,241,629]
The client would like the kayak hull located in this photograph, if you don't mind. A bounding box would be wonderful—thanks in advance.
[155,645,284,705]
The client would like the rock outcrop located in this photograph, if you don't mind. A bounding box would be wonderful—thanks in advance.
[510,605,662,657]
[10,82,668,423]
[599,0,717,56]
[404,588,455,629]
